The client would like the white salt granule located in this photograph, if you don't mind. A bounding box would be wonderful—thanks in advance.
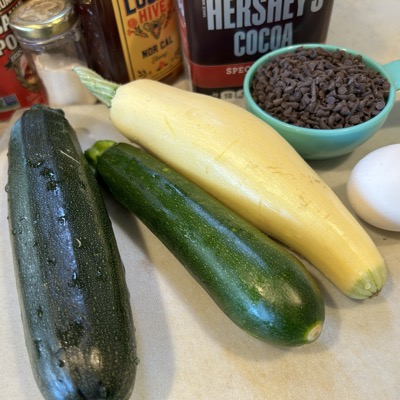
[35,54,96,107]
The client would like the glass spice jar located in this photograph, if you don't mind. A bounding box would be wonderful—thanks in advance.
[10,0,96,107]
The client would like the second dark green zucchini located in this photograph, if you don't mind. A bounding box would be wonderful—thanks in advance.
[86,140,325,347]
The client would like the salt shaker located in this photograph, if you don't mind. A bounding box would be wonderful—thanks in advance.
[10,0,96,107]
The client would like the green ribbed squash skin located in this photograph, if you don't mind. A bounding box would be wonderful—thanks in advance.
[7,106,137,400]
[87,141,325,347]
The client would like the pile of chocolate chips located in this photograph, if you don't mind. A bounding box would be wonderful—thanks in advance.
[250,47,391,129]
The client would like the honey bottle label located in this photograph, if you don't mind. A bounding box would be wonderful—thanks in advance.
[111,0,182,81]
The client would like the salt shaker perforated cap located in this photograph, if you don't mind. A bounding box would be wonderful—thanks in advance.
[10,0,77,40]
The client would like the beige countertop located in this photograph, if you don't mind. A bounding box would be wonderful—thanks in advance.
[1,1,400,399]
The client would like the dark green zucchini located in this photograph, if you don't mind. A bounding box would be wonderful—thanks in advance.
[7,105,137,400]
[85,140,325,347]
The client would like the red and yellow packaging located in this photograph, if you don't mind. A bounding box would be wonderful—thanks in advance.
[0,0,47,122]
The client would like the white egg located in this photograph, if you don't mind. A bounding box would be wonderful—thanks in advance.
[347,144,400,231]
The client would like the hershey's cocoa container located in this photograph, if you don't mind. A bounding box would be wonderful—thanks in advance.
[75,0,183,85]
[176,0,334,99]
[0,0,47,122]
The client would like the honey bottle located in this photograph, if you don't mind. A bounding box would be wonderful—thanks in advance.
[74,0,183,85]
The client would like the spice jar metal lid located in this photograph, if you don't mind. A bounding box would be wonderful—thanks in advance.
[10,0,77,41]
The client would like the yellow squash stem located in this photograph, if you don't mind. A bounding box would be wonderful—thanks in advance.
[74,67,387,299]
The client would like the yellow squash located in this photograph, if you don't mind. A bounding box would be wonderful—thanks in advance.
[75,68,387,299]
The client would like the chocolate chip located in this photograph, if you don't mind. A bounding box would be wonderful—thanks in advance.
[376,99,386,110]
[250,46,390,129]
[349,115,361,125]
[326,95,336,105]
[337,85,347,95]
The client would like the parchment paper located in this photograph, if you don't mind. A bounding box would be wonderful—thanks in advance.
[1,0,400,398]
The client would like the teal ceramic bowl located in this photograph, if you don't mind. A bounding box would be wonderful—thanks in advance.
[243,44,400,160]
